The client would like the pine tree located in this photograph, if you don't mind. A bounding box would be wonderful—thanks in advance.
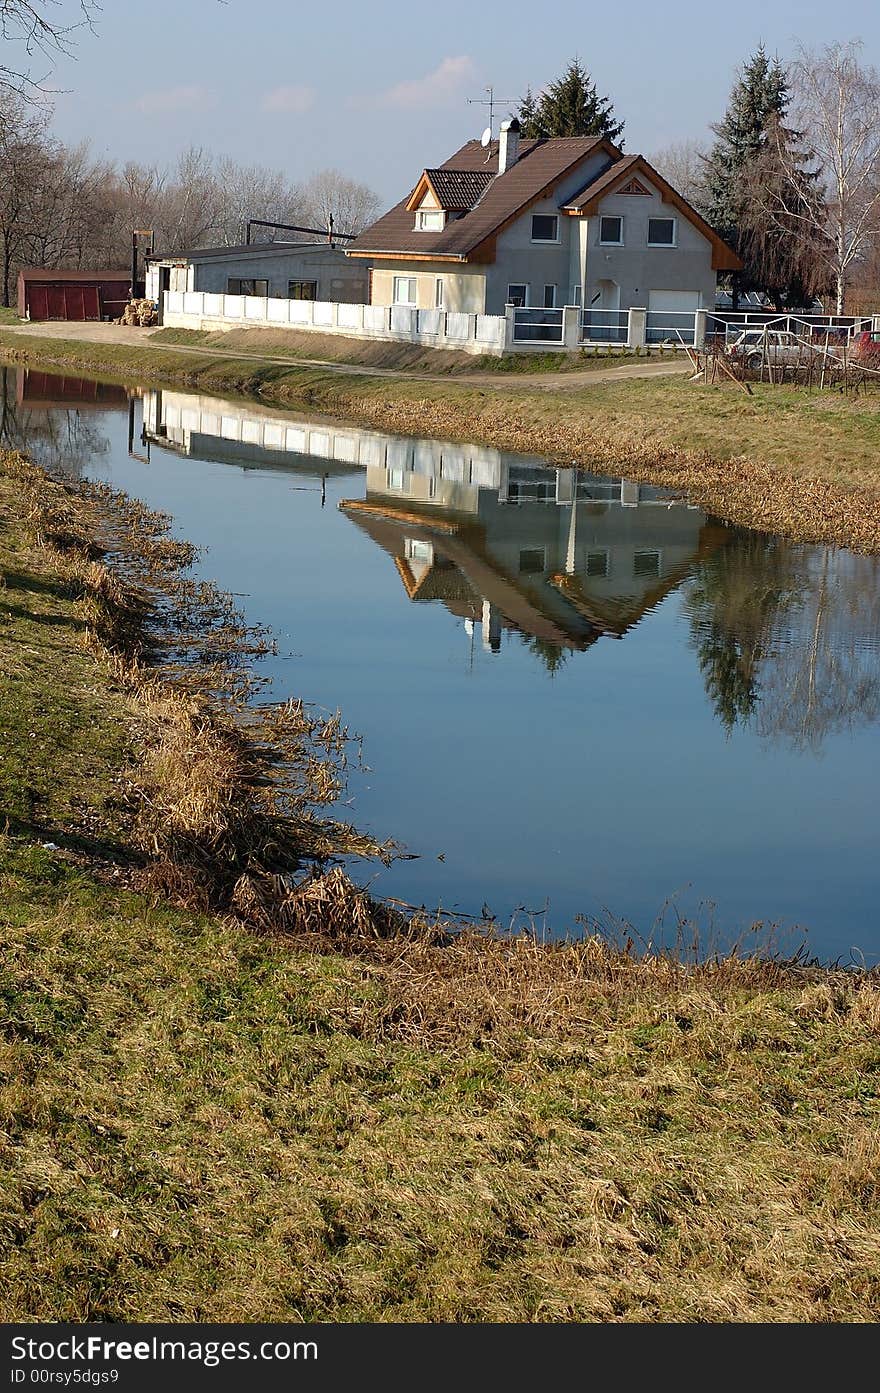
[517,58,624,145]
[702,45,825,306]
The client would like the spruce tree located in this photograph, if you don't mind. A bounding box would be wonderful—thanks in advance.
[703,45,825,306]
[516,59,624,144]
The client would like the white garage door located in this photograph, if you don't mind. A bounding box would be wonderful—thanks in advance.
[647,291,701,313]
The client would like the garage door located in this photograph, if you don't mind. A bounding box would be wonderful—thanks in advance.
[647,290,701,342]
[648,291,701,313]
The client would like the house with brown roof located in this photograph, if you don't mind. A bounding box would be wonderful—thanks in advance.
[347,121,740,322]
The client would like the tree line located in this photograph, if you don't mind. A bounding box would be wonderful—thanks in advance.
[514,51,880,313]
[0,93,380,307]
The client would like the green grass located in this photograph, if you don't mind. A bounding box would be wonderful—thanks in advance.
[0,307,21,325]
[1,445,880,1322]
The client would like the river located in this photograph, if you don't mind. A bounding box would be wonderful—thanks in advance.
[4,365,879,963]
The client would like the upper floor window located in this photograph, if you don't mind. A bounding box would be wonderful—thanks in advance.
[416,209,444,231]
[531,214,559,242]
[598,216,623,246]
[647,217,676,246]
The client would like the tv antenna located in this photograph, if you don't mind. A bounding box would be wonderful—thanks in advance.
[467,85,515,141]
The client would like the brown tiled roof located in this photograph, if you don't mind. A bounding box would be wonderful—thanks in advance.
[424,168,494,210]
[560,154,641,211]
[347,136,617,261]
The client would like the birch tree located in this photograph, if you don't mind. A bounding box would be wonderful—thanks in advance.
[779,42,880,313]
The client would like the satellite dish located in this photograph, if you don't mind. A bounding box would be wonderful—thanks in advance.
[480,126,492,148]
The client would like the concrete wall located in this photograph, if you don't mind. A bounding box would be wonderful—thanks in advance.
[584,180,716,310]
[161,290,509,355]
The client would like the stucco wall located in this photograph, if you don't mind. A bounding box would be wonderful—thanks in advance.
[483,150,612,312]
[370,263,486,313]
[584,181,716,309]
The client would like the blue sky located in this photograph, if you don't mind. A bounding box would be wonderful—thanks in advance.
[27,0,880,202]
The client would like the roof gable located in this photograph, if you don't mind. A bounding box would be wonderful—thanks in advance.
[562,155,742,272]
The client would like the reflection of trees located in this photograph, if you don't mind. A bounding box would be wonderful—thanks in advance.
[685,530,880,751]
[0,367,110,477]
[522,635,570,676]
[755,551,880,751]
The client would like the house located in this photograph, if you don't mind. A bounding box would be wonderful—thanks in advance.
[18,268,131,321]
[144,241,368,310]
[346,121,741,319]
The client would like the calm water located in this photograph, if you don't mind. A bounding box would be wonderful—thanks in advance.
[5,366,880,962]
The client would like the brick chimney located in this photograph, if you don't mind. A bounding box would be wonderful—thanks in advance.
[498,118,520,175]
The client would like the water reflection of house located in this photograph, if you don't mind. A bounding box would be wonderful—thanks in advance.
[341,452,727,656]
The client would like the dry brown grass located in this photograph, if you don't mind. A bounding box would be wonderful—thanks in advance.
[1,449,385,920]
[2,446,880,1323]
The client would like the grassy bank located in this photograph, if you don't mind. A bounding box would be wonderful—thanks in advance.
[2,326,880,553]
[2,445,880,1322]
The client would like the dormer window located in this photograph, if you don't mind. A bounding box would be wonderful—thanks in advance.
[415,209,445,231]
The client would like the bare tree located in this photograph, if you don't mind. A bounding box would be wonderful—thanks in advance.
[647,139,708,207]
[774,41,880,313]
[0,0,98,97]
[212,157,306,246]
[300,169,380,238]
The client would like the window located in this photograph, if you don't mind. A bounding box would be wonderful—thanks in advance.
[393,276,418,305]
[585,550,609,577]
[633,550,661,578]
[416,209,444,231]
[405,538,433,563]
[506,283,528,307]
[543,284,557,309]
[647,217,676,246]
[435,278,444,308]
[288,280,317,300]
[571,285,582,306]
[387,467,406,491]
[531,213,559,242]
[519,548,546,575]
[599,216,623,246]
[228,278,268,296]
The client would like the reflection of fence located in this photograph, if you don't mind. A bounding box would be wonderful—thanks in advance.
[512,308,564,343]
[579,309,628,343]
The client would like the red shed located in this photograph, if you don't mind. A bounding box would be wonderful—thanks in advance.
[18,268,131,322]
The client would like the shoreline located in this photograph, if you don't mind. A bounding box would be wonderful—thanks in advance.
[3,443,880,1322]
[2,327,880,554]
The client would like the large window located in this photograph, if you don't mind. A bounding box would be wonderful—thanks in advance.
[228,278,268,295]
[506,283,528,307]
[288,280,317,300]
[393,276,418,305]
[531,213,559,242]
[647,217,676,246]
[598,216,623,246]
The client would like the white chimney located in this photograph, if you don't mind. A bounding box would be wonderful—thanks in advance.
[498,118,520,175]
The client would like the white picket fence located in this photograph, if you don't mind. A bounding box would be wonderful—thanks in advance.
[162,290,508,356]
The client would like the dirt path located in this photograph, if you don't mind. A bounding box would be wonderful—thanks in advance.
[1,319,694,391]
